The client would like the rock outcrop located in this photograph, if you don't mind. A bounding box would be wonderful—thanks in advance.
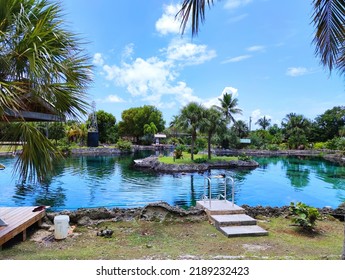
[134,156,259,173]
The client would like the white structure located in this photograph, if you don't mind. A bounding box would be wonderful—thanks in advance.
[154,133,166,145]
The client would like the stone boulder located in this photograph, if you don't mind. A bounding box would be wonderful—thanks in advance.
[140,201,207,222]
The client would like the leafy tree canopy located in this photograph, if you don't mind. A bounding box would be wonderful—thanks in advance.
[118,105,165,142]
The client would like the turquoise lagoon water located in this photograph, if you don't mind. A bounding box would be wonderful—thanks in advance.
[0,152,345,210]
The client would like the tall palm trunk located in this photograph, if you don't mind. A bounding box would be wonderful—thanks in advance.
[191,131,196,161]
[207,134,212,160]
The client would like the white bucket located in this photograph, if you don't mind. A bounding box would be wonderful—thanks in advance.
[54,215,70,240]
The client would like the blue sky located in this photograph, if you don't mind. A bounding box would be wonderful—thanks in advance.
[61,0,344,129]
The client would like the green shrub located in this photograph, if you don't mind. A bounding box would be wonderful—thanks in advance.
[174,145,185,159]
[289,202,320,231]
[313,142,326,149]
[116,139,132,152]
[279,143,288,150]
[187,147,199,154]
[267,144,280,151]
[238,153,251,161]
[193,157,207,164]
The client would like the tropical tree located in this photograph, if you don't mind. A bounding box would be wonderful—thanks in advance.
[213,92,242,126]
[200,107,227,159]
[143,122,158,144]
[169,115,180,138]
[0,0,91,181]
[178,102,205,160]
[314,106,345,141]
[282,113,311,149]
[256,116,271,131]
[118,105,165,143]
[232,120,249,138]
[94,110,117,144]
[177,0,345,261]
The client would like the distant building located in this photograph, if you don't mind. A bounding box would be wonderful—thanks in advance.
[154,133,166,145]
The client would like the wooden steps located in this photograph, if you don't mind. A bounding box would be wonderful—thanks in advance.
[197,200,268,238]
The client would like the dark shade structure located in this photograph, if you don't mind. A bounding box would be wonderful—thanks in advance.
[87,131,99,147]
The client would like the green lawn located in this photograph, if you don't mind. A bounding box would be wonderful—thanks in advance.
[0,216,343,260]
[158,152,238,164]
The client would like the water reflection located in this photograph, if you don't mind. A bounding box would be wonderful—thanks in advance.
[1,154,345,209]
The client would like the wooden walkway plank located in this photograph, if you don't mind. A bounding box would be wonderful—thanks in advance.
[0,206,47,248]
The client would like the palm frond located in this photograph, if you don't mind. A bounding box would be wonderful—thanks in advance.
[312,0,345,74]
[176,0,214,36]
[5,122,61,182]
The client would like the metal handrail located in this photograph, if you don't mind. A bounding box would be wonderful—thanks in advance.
[202,174,235,208]
[203,177,212,208]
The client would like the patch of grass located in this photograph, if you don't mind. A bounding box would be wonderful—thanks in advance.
[0,145,21,153]
[0,217,343,260]
[159,152,238,165]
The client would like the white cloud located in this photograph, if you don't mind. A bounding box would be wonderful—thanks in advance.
[246,45,265,52]
[164,39,217,65]
[106,95,125,103]
[286,67,308,77]
[122,43,134,60]
[102,54,202,107]
[203,86,239,108]
[93,53,104,66]
[96,94,125,103]
[221,55,252,63]
[155,4,181,35]
[250,109,261,125]
[222,86,239,98]
[224,0,253,10]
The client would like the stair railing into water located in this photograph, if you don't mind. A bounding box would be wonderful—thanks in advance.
[202,174,235,208]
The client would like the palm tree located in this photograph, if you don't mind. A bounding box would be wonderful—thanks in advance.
[232,120,249,138]
[0,0,91,181]
[282,113,311,149]
[200,108,227,160]
[213,92,242,126]
[256,116,271,130]
[178,102,205,160]
[169,115,180,138]
[177,0,345,261]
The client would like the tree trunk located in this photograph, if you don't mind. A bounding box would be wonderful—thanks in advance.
[191,133,195,161]
[208,134,211,160]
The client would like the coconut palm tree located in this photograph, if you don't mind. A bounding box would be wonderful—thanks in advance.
[177,0,345,261]
[232,120,249,138]
[178,102,205,160]
[213,92,242,126]
[256,116,271,131]
[200,107,227,160]
[0,0,91,181]
[282,113,311,149]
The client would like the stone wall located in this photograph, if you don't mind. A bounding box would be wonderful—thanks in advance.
[45,202,345,226]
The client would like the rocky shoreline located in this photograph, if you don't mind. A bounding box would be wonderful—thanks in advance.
[133,155,259,173]
[214,148,345,165]
[45,202,345,227]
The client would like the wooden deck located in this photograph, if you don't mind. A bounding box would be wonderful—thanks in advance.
[0,206,47,248]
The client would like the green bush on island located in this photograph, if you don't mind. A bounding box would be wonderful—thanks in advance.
[116,139,132,152]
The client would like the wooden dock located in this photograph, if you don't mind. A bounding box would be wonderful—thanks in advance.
[0,206,47,249]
